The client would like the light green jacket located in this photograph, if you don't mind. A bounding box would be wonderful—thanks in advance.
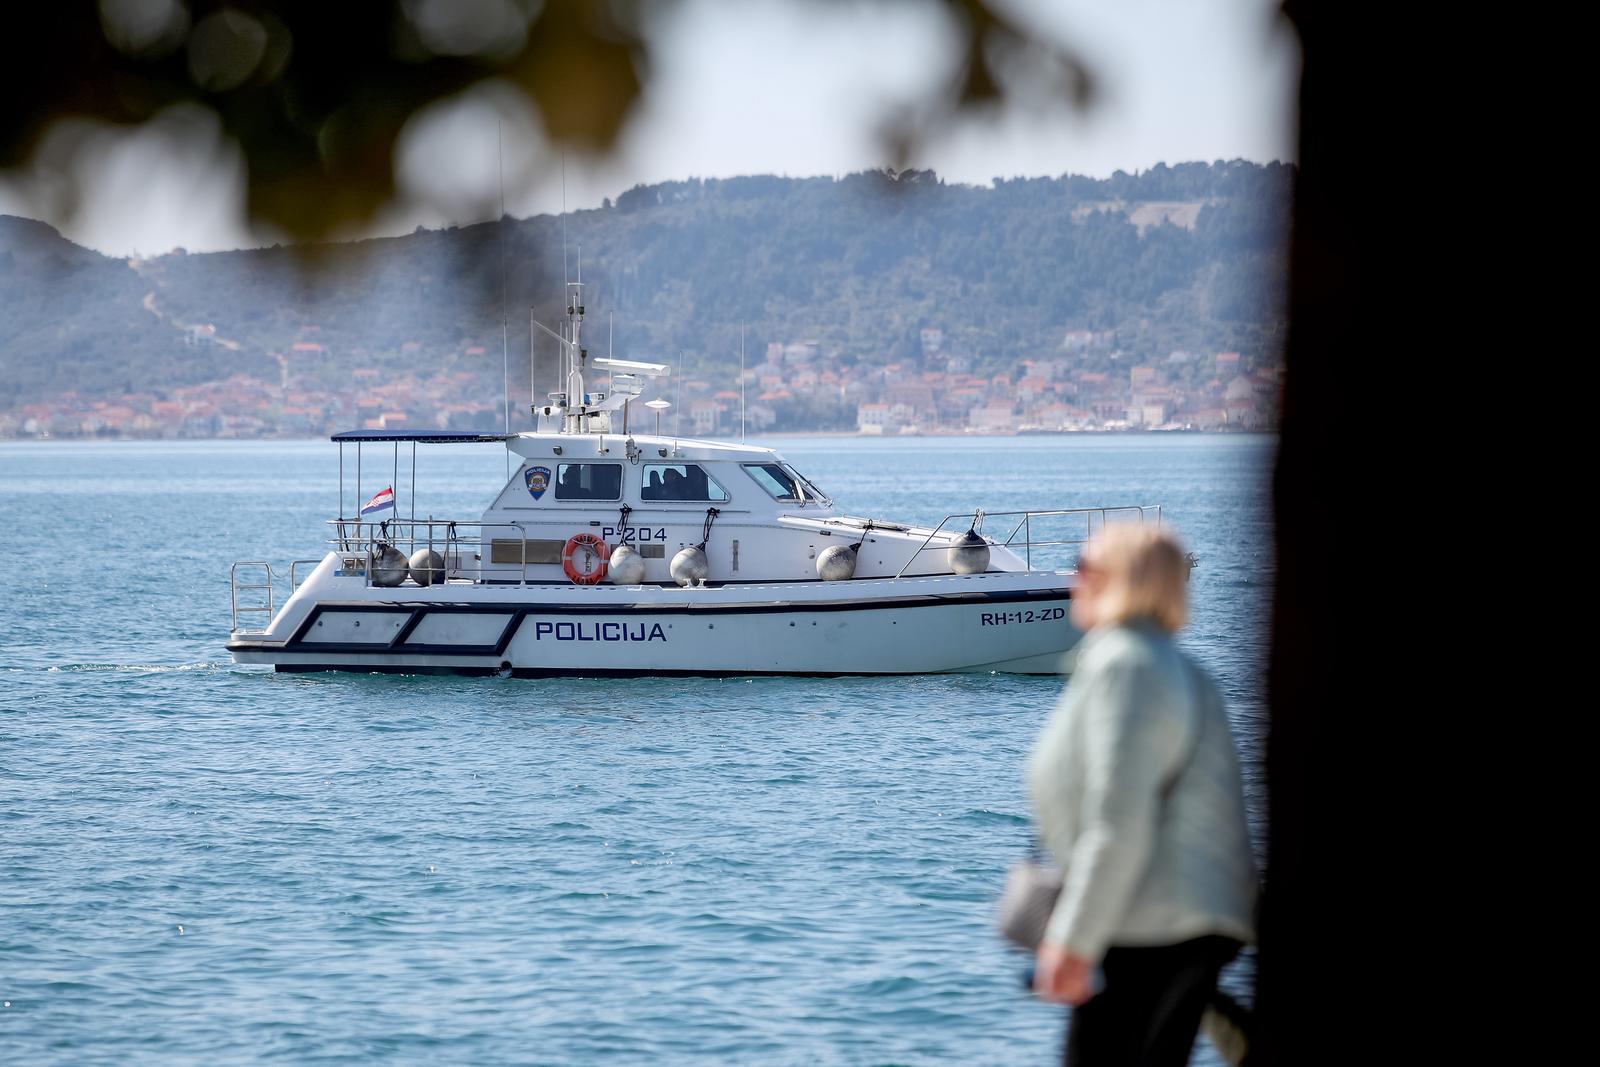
[1027,620,1257,962]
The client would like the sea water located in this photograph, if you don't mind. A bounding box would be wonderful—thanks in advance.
[0,434,1273,1065]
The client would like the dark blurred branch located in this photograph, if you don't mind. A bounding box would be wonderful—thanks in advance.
[882,0,1095,171]
[1,1,1093,242]
[2,1,654,239]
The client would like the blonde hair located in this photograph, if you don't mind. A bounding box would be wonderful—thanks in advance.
[1083,523,1189,633]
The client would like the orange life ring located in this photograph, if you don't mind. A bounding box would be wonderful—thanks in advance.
[562,533,611,585]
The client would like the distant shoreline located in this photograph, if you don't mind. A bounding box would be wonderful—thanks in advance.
[1,427,1277,445]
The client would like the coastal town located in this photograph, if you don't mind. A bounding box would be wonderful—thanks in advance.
[0,325,1278,440]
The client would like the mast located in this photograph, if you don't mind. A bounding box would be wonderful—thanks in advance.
[565,280,586,433]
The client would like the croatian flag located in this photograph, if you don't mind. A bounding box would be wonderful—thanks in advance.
[361,486,395,515]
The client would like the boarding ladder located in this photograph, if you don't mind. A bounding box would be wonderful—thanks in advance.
[230,562,275,633]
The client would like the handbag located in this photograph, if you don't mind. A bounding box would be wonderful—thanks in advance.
[995,853,1062,949]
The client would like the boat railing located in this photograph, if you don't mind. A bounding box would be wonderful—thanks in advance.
[230,560,322,632]
[894,505,1161,578]
[326,518,554,587]
[289,559,323,592]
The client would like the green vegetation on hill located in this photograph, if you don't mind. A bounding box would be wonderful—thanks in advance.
[0,216,267,407]
[1,160,1289,412]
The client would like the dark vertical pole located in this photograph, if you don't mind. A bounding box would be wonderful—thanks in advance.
[1256,4,1359,1064]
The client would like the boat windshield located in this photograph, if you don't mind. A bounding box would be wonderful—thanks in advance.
[743,463,831,505]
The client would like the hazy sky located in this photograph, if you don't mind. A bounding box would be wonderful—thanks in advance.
[0,0,1297,258]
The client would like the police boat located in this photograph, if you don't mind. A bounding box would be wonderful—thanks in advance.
[226,285,1161,676]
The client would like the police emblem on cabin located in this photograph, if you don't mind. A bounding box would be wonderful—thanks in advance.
[525,466,551,500]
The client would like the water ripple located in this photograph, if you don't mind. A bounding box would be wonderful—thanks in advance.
[0,435,1273,1065]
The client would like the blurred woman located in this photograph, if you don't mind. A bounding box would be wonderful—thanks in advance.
[1028,524,1256,1066]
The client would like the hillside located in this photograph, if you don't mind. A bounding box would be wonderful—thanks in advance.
[0,161,1290,435]
[0,216,269,407]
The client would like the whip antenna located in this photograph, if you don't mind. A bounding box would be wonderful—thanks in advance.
[498,120,510,474]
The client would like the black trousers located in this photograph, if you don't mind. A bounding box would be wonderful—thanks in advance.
[1063,935,1241,1067]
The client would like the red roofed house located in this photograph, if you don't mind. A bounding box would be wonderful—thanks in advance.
[690,399,723,435]
[1016,376,1052,402]
[1223,376,1256,402]
[968,404,1015,432]
[857,402,892,434]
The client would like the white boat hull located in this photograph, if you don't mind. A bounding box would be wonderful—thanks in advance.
[228,555,1079,676]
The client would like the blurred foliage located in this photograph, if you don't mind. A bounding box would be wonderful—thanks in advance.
[0,0,1092,242]
[0,162,1289,411]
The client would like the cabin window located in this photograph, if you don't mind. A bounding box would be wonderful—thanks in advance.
[554,462,622,501]
[742,463,830,504]
[641,463,729,502]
